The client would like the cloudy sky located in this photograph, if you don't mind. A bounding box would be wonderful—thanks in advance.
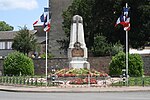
[0,0,47,30]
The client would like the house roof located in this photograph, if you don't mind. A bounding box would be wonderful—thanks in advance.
[0,30,37,40]
[0,31,17,40]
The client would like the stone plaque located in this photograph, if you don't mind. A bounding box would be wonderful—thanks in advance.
[72,48,84,57]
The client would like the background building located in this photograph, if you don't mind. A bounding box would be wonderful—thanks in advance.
[33,0,73,57]
[0,30,36,58]
[0,31,15,58]
[48,0,73,57]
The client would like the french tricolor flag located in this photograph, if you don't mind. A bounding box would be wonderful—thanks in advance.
[115,6,130,31]
[33,13,45,26]
[33,7,51,32]
[43,15,51,32]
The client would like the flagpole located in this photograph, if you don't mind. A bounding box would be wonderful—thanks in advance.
[126,30,128,86]
[45,0,50,87]
[46,31,48,87]
[125,3,129,86]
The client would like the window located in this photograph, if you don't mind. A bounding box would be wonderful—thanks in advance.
[7,42,12,49]
[0,42,5,49]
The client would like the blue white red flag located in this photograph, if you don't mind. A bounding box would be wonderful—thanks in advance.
[43,7,51,32]
[43,15,51,32]
[115,5,130,31]
[33,7,51,32]
[33,13,44,26]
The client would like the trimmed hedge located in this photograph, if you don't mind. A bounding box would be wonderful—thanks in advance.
[3,51,34,76]
[109,52,144,77]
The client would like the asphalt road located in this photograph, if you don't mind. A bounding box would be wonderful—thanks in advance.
[0,91,150,100]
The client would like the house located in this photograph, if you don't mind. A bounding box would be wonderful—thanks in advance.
[0,31,16,58]
[0,30,44,58]
[0,0,74,58]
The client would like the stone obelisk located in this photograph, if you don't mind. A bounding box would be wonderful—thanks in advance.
[68,15,90,69]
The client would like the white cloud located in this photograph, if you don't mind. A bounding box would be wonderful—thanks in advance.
[0,0,38,10]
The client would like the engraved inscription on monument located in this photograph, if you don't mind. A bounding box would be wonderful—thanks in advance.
[72,48,84,57]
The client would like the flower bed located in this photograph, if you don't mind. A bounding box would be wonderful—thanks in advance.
[55,68,108,77]
[69,78,97,84]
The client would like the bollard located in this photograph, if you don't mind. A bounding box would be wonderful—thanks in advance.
[123,77,126,86]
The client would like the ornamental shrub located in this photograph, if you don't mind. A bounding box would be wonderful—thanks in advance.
[3,51,34,76]
[109,52,144,77]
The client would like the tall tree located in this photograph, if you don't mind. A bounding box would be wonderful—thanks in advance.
[113,0,150,48]
[0,21,14,31]
[62,0,150,54]
[62,0,94,49]
[12,26,37,55]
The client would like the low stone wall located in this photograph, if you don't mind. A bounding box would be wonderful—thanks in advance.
[0,55,149,75]
[88,57,111,74]
[33,57,111,75]
[33,58,69,75]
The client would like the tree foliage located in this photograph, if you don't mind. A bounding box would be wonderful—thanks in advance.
[62,0,150,55]
[92,36,111,56]
[110,42,124,56]
[62,0,94,49]
[0,21,14,31]
[12,26,37,55]
[109,52,144,77]
[91,35,123,56]
[3,51,34,76]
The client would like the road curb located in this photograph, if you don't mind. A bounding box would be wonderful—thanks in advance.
[1,85,150,93]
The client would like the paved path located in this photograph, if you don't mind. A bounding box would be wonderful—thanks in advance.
[0,85,150,93]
